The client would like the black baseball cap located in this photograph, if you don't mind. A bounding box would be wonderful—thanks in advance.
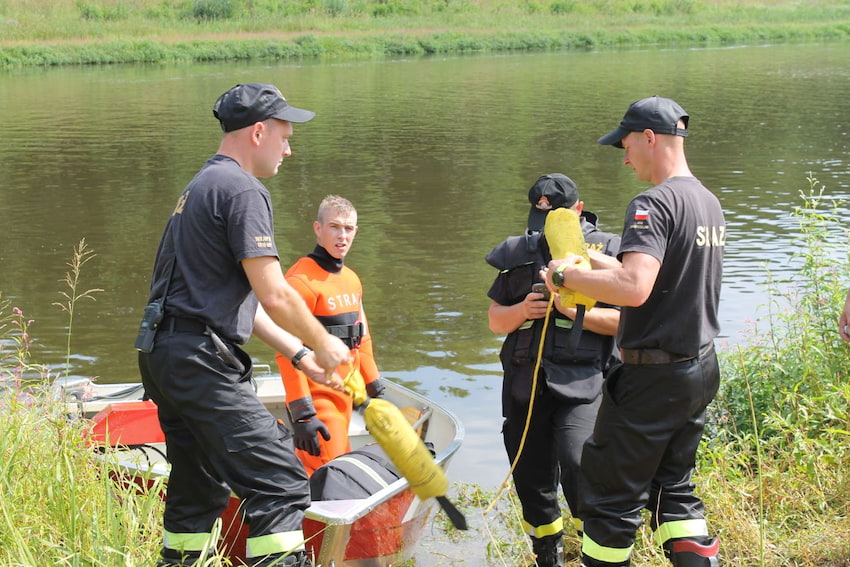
[527,173,579,232]
[598,95,689,148]
[213,83,315,132]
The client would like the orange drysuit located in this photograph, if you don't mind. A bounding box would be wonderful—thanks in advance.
[275,250,380,475]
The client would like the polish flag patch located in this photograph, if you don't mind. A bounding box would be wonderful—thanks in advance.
[634,209,649,221]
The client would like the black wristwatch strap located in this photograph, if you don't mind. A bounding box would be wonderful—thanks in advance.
[552,265,567,287]
[291,346,312,369]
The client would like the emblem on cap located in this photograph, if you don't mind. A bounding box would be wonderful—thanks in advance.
[536,196,552,211]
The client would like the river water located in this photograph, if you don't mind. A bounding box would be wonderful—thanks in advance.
[1,43,849,513]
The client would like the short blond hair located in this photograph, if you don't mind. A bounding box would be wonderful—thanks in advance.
[317,195,356,223]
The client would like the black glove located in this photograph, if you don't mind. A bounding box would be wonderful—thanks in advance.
[365,378,386,399]
[288,397,331,456]
[292,416,330,456]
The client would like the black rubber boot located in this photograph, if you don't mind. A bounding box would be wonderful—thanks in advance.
[531,534,564,567]
[249,550,312,567]
[665,537,721,567]
[156,548,203,567]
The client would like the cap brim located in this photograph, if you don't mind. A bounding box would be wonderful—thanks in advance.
[274,105,316,124]
[527,207,548,232]
[597,126,630,148]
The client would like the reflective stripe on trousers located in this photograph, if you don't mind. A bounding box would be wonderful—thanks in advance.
[246,530,306,558]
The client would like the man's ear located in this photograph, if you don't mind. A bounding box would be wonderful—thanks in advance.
[574,201,584,215]
[250,121,265,146]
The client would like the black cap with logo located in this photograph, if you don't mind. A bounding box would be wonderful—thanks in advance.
[527,173,579,232]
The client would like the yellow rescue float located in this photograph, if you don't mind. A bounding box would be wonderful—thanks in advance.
[544,207,596,311]
[343,367,467,530]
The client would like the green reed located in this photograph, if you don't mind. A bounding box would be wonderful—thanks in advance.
[51,238,103,379]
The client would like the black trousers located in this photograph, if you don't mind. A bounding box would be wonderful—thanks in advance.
[138,327,310,551]
[503,384,601,538]
[579,347,720,562]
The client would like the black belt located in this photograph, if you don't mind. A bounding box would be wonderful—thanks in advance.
[326,322,363,349]
[162,316,207,334]
[620,343,713,365]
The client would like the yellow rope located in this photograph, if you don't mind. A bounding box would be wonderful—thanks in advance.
[484,292,555,515]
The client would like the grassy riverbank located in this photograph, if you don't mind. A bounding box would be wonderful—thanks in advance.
[1,0,850,67]
[1,177,848,566]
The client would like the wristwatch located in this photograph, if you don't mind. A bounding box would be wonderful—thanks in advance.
[291,346,312,369]
[551,265,567,287]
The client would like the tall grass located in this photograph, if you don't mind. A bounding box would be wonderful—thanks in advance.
[703,174,850,566]
[52,238,103,379]
[0,393,166,566]
[0,244,164,566]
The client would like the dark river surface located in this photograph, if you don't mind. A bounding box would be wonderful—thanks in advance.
[1,43,849,561]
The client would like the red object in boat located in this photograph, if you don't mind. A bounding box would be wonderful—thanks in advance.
[87,400,165,447]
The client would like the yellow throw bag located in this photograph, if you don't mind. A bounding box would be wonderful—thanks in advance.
[544,208,596,310]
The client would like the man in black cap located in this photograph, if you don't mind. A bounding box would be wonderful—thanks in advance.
[544,96,725,567]
[137,82,351,567]
[485,174,621,567]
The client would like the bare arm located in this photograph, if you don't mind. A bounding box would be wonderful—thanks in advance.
[840,287,850,342]
[546,251,660,308]
[587,248,623,270]
[488,292,550,334]
[252,304,344,390]
[243,256,350,373]
[252,303,304,359]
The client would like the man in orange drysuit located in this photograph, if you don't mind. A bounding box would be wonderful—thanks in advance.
[276,194,385,475]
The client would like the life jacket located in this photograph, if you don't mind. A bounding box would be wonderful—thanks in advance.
[486,212,621,405]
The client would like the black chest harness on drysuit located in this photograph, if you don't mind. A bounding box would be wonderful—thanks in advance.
[308,245,364,349]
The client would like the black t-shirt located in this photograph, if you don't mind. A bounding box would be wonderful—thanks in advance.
[147,155,279,344]
[617,176,725,357]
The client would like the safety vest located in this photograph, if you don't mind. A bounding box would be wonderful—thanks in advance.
[486,212,620,404]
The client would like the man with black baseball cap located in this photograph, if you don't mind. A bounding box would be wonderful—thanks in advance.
[526,173,580,232]
[213,82,316,132]
[486,174,621,567]
[544,96,724,567]
[138,82,350,567]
